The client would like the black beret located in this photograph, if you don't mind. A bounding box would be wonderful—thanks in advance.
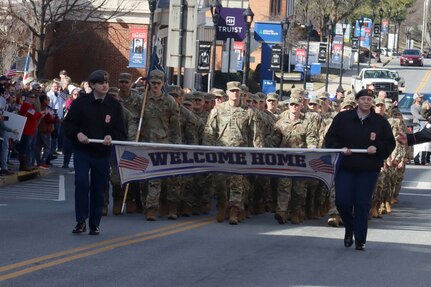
[355,88,375,99]
[88,70,109,84]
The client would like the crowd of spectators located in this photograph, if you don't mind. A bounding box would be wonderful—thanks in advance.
[0,70,88,175]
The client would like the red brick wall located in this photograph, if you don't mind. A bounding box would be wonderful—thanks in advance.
[45,21,148,86]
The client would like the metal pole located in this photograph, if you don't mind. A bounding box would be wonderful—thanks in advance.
[386,10,391,56]
[303,24,311,89]
[396,21,401,55]
[368,16,374,67]
[279,32,286,98]
[210,24,217,89]
[243,28,251,85]
[147,10,155,74]
[378,9,383,62]
[325,25,331,92]
[357,20,363,75]
[339,28,346,88]
[177,0,185,87]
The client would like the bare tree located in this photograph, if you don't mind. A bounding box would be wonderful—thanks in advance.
[0,0,137,78]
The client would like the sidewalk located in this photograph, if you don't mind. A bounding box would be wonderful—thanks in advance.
[0,158,55,188]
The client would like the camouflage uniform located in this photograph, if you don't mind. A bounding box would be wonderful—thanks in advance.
[203,81,262,224]
[139,70,181,220]
[272,97,318,224]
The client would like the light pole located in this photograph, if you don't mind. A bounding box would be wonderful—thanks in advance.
[386,8,391,56]
[325,19,334,92]
[147,0,157,74]
[209,0,221,90]
[242,6,254,86]
[368,11,375,67]
[338,19,348,90]
[357,16,364,75]
[303,20,313,89]
[279,17,290,99]
[406,30,411,48]
[396,15,401,55]
[393,9,398,56]
[378,7,384,62]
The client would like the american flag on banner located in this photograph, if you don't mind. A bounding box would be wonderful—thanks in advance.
[118,150,150,171]
[309,155,335,174]
[6,63,17,78]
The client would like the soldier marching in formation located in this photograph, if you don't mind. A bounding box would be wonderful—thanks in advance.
[103,70,409,227]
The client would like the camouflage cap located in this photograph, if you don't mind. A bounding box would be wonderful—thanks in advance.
[192,91,204,100]
[149,70,164,82]
[183,100,193,106]
[255,92,266,102]
[108,87,119,96]
[318,91,330,100]
[374,98,385,105]
[168,85,183,97]
[344,94,356,103]
[227,81,241,91]
[204,93,215,101]
[249,94,260,102]
[118,73,132,83]
[211,88,226,98]
[184,93,194,101]
[291,87,305,98]
[340,101,354,109]
[89,70,109,84]
[239,84,249,93]
[266,92,279,101]
[308,96,320,105]
[289,97,302,105]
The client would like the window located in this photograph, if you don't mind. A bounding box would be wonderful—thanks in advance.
[270,0,281,16]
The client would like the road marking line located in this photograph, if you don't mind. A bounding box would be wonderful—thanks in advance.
[415,69,431,93]
[402,180,431,189]
[0,217,211,273]
[0,219,213,281]
[399,192,431,197]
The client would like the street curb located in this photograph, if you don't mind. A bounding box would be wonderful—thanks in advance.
[0,169,48,188]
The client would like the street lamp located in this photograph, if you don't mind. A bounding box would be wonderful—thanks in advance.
[393,9,398,56]
[338,19,348,91]
[396,14,402,55]
[303,20,313,89]
[357,16,364,75]
[279,17,290,99]
[386,8,391,56]
[368,11,375,67]
[406,30,411,49]
[325,19,334,92]
[378,7,384,62]
[147,0,158,74]
[209,0,222,89]
[242,5,254,86]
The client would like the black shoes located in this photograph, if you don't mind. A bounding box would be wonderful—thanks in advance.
[72,222,86,234]
[344,229,354,247]
[89,226,100,235]
[355,242,365,251]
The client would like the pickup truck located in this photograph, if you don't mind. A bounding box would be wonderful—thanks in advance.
[351,68,399,101]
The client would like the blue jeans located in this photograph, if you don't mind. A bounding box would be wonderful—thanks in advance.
[74,149,110,228]
[335,168,380,245]
[1,134,10,170]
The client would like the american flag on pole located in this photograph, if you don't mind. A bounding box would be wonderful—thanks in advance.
[118,150,150,171]
[309,155,335,174]
[6,63,17,78]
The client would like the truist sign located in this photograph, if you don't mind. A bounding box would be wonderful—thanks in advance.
[216,8,246,41]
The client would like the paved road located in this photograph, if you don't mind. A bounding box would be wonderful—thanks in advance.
[0,164,430,287]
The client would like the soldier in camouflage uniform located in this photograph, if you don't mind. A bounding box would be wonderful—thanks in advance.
[139,70,181,221]
[167,85,198,217]
[191,92,213,215]
[109,73,143,215]
[272,96,318,224]
[203,81,262,225]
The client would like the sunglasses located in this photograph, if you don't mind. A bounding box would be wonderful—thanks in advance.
[151,81,162,85]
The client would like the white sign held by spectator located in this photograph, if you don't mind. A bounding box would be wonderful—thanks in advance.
[3,111,27,141]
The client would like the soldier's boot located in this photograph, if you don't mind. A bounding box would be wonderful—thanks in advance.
[380,202,387,215]
[290,212,301,224]
[158,200,168,216]
[126,201,137,214]
[167,204,178,220]
[182,205,192,217]
[327,214,341,227]
[102,205,108,216]
[200,202,211,215]
[145,208,158,221]
[370,206,378,218]
[18,155,32,172]
[192,206,200,216]
[391,195,399,205]
[229,206,240,225]
[113,199,122,215]
[238,209,246,222]
[216,201,227,223]
[274,211,288,224]
[385,201,392,213]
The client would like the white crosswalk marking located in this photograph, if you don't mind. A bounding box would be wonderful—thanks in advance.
[0,175,64,201]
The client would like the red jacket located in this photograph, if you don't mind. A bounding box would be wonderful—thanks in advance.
[19,102,42,136]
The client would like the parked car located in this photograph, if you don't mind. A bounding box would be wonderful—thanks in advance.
[400,48,424,66]
[397,93,431,130]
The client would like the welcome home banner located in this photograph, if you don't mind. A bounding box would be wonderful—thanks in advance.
[108,141,346,189]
